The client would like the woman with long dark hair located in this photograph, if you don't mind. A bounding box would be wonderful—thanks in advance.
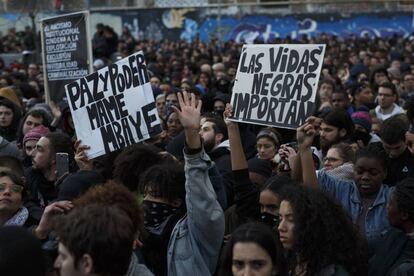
[219,222,287,276]
[278,185,367,276]
[0,99,21,142]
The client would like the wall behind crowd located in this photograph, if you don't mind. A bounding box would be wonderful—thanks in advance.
[0,6,412,52]
[91,9,413,43]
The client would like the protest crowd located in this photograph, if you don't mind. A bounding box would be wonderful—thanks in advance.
[0,19,414,276]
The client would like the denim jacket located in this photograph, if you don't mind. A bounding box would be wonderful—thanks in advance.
[167,148,225,276]
[317,171,390,242]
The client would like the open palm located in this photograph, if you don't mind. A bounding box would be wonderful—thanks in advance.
[173,92,202,130]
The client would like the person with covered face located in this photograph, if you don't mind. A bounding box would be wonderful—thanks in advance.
[140,92,224,275]
[223,104,294,235]
[350,107,381,150]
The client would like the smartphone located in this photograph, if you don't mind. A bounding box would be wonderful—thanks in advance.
[56,152,69,179]
[286,142,298,152]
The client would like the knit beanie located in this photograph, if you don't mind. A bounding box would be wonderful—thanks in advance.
[351,109,372,132]
[213,93,231,104]
[29,103,53,123]
[248,157,272,178]
[23,125,49,145]
[0,87,21,108]
[57,170,104,201]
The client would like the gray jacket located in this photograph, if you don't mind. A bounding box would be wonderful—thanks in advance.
[125,254,154,276]
[0,137,20,159]
[167,149,225,276]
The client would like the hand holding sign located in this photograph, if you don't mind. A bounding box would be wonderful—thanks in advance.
[231,44,325,129]
[223,103,237,127]
[65,51,161,158]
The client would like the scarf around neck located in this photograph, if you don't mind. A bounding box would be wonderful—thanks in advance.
[4,207,29,226]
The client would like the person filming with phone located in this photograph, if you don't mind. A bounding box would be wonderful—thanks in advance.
[25,132,75,220]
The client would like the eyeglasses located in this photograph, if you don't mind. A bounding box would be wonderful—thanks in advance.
[378,93,394,97]
[323,157,343,163]
[0,183,23,193]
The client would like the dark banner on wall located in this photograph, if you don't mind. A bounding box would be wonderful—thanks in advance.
[41,11,92,103]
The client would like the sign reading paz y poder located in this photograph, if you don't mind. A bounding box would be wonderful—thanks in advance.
[230,44,326,129]
[65,51,162,159]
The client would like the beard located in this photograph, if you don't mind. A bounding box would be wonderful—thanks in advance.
[203,138,216,153]
[320,136,340,153]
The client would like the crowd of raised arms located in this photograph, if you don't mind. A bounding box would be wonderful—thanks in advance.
[0,23,413,276]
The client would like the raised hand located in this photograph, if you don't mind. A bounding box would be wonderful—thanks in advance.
[173,91,202,131]
[279,144,297,161]
[223,103,237,127]
[172,91,202,149]
[34,200,73,239]
[49,101,62,120]
[74,140,92,170]
[297,116,320,150]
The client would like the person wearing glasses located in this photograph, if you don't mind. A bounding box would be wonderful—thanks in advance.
[320,142,355,182]
[373,82,404,121]
[0,170,36,227]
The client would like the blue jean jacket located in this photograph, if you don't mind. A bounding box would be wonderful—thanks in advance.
[318,171,390,242]
[167,149,225,276]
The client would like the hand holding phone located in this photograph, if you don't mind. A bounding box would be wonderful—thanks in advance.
[56,152,69,179]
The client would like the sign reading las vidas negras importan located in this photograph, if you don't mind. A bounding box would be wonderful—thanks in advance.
[65,51,162,159]
[230,44,326,129]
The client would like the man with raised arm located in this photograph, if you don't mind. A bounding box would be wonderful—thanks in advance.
[167,91,225,275]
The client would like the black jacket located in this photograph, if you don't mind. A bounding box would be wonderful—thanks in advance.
[24,168,57,221]
[369,227,414,276]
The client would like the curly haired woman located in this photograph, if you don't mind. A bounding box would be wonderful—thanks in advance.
[278,185,367,276]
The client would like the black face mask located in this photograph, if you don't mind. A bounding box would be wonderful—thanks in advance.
[143,200,178,229]
[260,212,279,228]
[213,108,225,117]
[216,79,230,93]
[351,129,371,146]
